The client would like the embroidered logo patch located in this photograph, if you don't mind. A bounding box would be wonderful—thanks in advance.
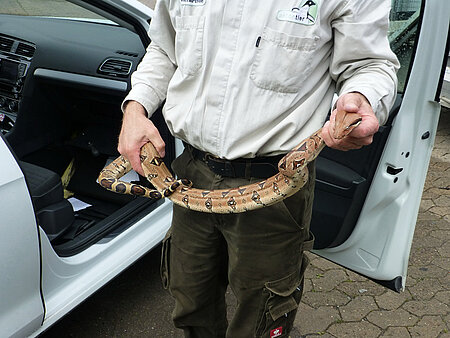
[180,0,205,5]
[270,327,283,338]
[277,0,319,25]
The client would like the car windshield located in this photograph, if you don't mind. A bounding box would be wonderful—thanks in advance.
[1,0,115,24]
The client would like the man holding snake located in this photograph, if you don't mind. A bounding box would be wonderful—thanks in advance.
[118,0,399,336]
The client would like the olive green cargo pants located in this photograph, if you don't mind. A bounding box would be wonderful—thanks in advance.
[161,146,315,338]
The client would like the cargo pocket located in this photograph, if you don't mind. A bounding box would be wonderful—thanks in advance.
[250,26,318,93]
[254,260,309,338]
[160,228,172,291]
[175,15,205,77]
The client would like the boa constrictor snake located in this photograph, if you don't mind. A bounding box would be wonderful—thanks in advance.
[98,110,362,213]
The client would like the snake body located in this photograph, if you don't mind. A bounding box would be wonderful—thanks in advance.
[98,110,362,213]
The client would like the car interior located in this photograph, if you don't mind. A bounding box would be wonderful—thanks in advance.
[0,1,420,257]
[0,10,177,256]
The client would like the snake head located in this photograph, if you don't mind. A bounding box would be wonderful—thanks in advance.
[333,110,362,139]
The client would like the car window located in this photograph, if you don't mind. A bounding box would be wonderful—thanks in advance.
[1,0,111,23]
[389,0,423,93]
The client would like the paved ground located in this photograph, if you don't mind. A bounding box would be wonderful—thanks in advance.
[139,0,156,8]
[42,107,449,338]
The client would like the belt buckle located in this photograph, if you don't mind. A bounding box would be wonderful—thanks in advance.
[203,153,220,172]
[204,153,220,162]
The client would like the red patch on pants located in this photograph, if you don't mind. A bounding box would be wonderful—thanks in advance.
[270,327,283,338]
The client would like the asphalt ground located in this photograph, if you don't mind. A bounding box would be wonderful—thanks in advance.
[40,111,450,337]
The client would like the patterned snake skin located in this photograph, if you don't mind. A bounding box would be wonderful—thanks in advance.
[98,110,362,213]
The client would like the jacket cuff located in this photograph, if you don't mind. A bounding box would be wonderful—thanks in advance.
[121,83,161,118]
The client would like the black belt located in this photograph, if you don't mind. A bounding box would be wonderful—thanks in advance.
[185,143,284,179]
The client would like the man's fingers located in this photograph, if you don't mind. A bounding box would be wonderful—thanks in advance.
[128,150,145,176]
[322,120,373,151]
[118,101,167,175]
[123,136,165,176]
[321,121,337,148]
[348,121,378,139]
[117,140,146,175]
[341,136,372,149]
[147,124,166,158]
[328,92,379,151]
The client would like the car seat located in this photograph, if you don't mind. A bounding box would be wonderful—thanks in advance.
[20,161,74,242]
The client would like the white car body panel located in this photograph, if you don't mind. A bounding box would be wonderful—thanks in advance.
[317,0,449,289]
[33,199,172,336]
[0,140,43,337]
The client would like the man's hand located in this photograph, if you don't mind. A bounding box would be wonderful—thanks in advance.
[321,92,379,151]
[118,101,165,176]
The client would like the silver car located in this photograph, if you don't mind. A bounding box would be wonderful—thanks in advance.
[0,0,448,336]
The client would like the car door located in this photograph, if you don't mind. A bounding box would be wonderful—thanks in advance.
[311,0,449,291]
[0,135,44,337]
[79,0,449,292]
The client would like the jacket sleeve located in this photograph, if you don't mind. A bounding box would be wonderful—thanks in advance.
[330,0,400,125]
[122,0,177,117]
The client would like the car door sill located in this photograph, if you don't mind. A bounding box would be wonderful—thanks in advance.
[52,197,162,257]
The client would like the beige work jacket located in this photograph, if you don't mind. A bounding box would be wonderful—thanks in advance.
[124,0,399,159]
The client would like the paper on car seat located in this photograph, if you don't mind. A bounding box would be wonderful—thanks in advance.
[68,198,92,212]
